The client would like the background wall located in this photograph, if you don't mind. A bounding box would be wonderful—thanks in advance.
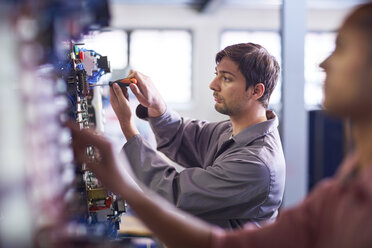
[110,5,281,122]
[110,4,349,121]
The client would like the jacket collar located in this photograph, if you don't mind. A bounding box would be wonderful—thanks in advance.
[219,110,279,148]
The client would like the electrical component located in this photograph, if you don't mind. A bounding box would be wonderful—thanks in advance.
[65,42,126,239]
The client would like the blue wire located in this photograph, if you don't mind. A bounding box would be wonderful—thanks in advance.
[76,63,84,70]
[88,69,105,83]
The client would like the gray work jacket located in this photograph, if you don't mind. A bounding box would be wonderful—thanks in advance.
[123,107,286,229]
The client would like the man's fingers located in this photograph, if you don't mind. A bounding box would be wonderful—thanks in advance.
[109,87,118,106]
[130,84,148,106]
[113,83,128,104]
[127,71,150,97]
[123,87,129,99]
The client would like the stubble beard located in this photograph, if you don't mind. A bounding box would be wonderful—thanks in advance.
[214,102,234,116]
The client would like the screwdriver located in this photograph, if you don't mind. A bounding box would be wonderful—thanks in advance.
[90,78,137,88]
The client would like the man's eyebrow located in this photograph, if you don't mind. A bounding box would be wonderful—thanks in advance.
[220,70,236,77]
[215,67,236,77]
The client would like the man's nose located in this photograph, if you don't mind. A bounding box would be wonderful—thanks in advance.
[209,77,220,91]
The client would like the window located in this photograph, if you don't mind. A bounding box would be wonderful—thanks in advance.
[220,30,282,107]
[82,30,128,70]
[80,29,192,148]
[82,29,192,104]
[130,30,192,104]
[305,32,336,109]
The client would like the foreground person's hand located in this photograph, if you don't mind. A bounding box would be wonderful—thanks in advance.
[67,122,136,195]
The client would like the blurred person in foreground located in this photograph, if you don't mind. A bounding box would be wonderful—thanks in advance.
[69,2,372,247]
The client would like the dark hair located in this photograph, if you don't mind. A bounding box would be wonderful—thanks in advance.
[215,43,280,108]
[345,3,372,55]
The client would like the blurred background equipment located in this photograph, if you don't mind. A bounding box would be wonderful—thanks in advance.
[0,0,130,247]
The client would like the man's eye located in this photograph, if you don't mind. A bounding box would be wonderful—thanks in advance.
[214,72,218,76]
[223,77,231,82]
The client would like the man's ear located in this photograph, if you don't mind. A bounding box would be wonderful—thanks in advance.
[252,83,265,100]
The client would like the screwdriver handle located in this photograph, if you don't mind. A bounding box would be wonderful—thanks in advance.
[109,78,137,87]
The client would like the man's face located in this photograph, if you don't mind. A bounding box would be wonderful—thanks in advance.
[321,25,372,119]
[209,57,253,116]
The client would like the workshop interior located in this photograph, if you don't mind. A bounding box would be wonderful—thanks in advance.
[0,0,368,247]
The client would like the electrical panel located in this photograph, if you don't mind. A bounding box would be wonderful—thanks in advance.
[0,1,130,247]
[63,42,126,238]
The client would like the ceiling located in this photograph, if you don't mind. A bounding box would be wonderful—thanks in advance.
[110,0,370,12]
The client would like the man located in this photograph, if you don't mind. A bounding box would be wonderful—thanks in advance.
[109,43,285,229]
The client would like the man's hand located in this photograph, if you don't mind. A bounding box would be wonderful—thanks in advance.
[110,83,139,140]
[127,70,167,118]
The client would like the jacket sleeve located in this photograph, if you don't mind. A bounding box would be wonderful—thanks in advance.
[147,107,223,169]
[123,134,271,216]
